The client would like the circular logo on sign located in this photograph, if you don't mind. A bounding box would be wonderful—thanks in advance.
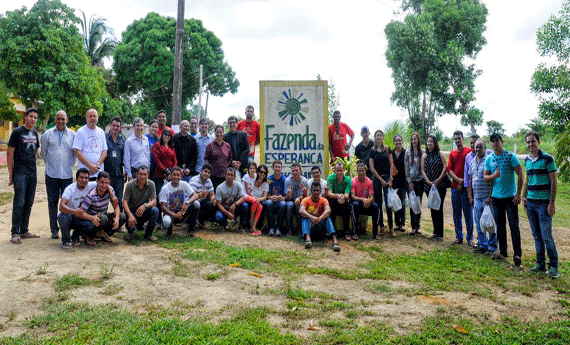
[277,89,308,126]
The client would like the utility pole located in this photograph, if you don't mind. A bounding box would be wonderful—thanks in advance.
[172,0,185,126]
[197,64,203,122]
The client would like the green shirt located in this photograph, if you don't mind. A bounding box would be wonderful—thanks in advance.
[326,173,352,195]
[123,178,157,211]
[525,150,557,201]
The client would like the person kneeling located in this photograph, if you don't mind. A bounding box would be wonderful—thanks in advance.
[299,182,340,252]
[122,166,159,242]
[160,167,200,236]
[351,163,380,239]
[215,168,248,230]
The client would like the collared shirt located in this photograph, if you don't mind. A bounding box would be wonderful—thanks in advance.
[189,174,214,201]
[41,126,76,179]
[104,132,125,178]
[525,150,557,201]
[469,154,491,199]
[196,133,213,172]
[124,133,150,178]
[123,178,156,210]
[81,186,115,215]
[464,149,492,187]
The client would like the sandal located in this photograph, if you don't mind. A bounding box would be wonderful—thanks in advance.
[390,229,396,237]
[351,234,358,241]
[345,234,352,241]
[10,235,21,244]
[20,232,39,239]
[251,230,262,236]
[84,237,96,246]
[304,240,312,249]
[374,234,381,240]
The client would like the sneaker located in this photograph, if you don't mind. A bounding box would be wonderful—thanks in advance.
[485,250,495,257]
[145,235,157,242]
[275,229,282,237]
[268,229,275,236]
[51,233,59,239]
[436,237,443,242]
[304,241,312,249]
[61,242,72,249]
[474,247,486,254]
[513,255,522,266]
[491,253,506,261]
[453,239,463,244]
[332,243,341,252]
[548,267,559,278]
[468,240,477,247]
[530,264,546,273]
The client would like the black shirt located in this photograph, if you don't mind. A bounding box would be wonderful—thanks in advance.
[391,148,406,188]
[8,125,39,176]
[104,132,125,177]
[172,133,198,173]
[369,146,392,177]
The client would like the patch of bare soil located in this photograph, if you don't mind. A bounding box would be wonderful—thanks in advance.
[0,164,568,338]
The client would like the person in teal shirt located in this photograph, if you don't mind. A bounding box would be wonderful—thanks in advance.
[326,161,353,241]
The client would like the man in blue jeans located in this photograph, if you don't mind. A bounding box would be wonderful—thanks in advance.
[299,181,340,252]
[215,168,248,230]
[484,133,524,267]
[264,160,287,236]
[523,131,559,278]
[468,139,496,255]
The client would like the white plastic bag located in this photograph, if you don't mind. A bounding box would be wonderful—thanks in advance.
[409,190,421,214]
[389,188,402,212]
[426,185,441,210]
[480,205,496,233]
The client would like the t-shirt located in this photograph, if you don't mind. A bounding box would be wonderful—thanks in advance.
[189,175,214,201]
[307,178,327,196]
[159,181,195,212]
[242,173,257,195]
[326,173,352,195]
[351,176,374,198]
[123,178,157,210]
[8,125,40,176]
[73,125,108,178]
[328,122,354,158]
[369,147,392,177]
[216,181,244,209]
[268,174,286,196]
[485,150,520,199]
[80,186,115,215]
[525,150,557,201]
[251,181,269,198]
[447,146,472,189]
[237,119,260,156]
[468,154,491,199]
[61,181,97,210]
[284,176,308,200]
[301,196,329,217]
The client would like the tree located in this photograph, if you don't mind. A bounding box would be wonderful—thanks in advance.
[79,10,117,67]
[530,0,570,134]
[113,13,239,118]
[385,0,488,141]
[0,0,106,130]
[486,120,504,136]
[0,83,18,122]
[317,74,341,124]
[460,107,484,135]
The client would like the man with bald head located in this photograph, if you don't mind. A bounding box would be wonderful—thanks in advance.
[73,109,108,181]
[173,119,198,182]
[41,110,76,239]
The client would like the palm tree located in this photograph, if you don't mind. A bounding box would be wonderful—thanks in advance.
[383,120,408,148]
[79,10,117,67]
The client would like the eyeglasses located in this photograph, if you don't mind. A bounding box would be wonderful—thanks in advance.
[258,171,267,174]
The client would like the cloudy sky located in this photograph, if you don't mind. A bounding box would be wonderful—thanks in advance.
[1,0,565,136]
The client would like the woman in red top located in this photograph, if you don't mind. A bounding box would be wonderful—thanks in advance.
[152,130,177,196]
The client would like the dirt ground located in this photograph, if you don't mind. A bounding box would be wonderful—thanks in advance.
[0,163,568,338]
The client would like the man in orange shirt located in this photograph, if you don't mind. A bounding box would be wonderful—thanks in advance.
[237,105,260,164]
[299,181,340,252]
[328,110,354,161]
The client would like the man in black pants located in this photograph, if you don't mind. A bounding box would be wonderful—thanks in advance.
[326,162,354,241]
[173,120,198,182]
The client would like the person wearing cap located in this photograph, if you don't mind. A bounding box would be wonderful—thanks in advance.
[355,126,374,179]
[484,133,524,267]
[328,110,354,161]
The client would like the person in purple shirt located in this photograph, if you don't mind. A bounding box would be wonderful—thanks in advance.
[464,134,493,189]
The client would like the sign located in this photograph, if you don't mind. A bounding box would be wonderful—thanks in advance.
[260,80,329,179]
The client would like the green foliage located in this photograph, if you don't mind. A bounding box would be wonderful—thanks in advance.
[460,107,484,135]
[0,0,106,130]
[531,0,570,134]
[486,119,505,136]
[332,155,359,178]
[0,83,18,122]
[385,0,488,141]
[317,74,340,124]
[555,123,570,182]
[79,10,117,67]
[383,120,408,147]
[113,13,239,117]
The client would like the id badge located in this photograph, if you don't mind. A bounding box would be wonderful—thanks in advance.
[112,150,117,158]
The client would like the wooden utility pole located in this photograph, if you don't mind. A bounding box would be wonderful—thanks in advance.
[197,64,203,122]
[172,0,185,126]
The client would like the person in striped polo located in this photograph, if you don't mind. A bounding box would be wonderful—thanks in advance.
[523,131,559,278]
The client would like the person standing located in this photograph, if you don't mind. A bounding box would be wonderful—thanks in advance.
[447,130,474,245]
[73,108,107,180]
[152,130,177,196]
[468,139,496,255]
[237,105,261,163]
[195,117,214,174]
[405,132,424,235]
[328,110,354,161]
[172,120,198,182]
[156,110,175,137]
[421,135,449,242]
[124,117,149,181]
[484,133,524,267]
[104,116,126,211]
[391,134,407,232]
[41,110,76,239]
[523,131,559,278]
[354,126,374,179]
[224,115,250,176]
[146,120,159,178]
[205,125,232,189]
[123,166,159,242]
[299,181,341,252]
[8,107,41,244]
[189,117,199,138]
[369,130,395,236]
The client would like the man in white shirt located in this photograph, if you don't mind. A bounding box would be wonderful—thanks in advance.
[189,163,217,225]
[73,108,108,180]
[307,165,327,197]
[41,110,76,239]
[124,117,150,179]
[58,168,98,249]
[159,167,200,236]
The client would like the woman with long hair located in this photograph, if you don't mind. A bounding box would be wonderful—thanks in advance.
[146,120,159,178]
[391,134,407,232]
[244,163,269,236]
[152,129,177,196]
[204,125,232,190]
[405,132,424,235]
[369,129,395,238]
[421,134,448,241]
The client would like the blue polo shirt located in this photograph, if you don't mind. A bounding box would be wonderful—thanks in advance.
[525,150,557,201]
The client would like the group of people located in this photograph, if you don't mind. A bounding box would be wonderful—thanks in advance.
[7,107,560,277]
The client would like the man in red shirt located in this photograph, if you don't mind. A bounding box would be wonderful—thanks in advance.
[237,105,260,163]
[447,130,474,245]
[328,110,354,161]
[156,110,175,137]
[351,163,379,239]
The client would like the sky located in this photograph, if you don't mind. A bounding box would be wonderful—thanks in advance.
[1,0,566,137]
